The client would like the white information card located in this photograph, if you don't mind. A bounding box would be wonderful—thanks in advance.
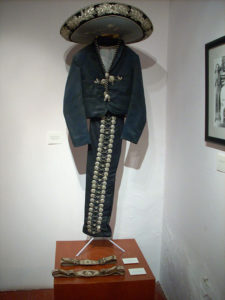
[128,268,147,276]
[47,131,64,145]
[122,257,139,264]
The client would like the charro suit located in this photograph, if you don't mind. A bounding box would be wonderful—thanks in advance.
[63,39,146,237]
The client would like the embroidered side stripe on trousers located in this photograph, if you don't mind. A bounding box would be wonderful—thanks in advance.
[83,114,124,237]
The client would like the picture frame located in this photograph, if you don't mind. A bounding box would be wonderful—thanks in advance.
[205,35,225,145]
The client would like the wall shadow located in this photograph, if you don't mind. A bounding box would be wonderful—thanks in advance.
[68,135,87,174]
[67,119,90,176]
[124,123,149,169]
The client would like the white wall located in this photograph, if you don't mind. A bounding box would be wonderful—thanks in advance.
[160,1,225,299]
[2,1,223,296]
[0,0,169,290]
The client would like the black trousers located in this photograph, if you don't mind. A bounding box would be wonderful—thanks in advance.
[83,114,124,237]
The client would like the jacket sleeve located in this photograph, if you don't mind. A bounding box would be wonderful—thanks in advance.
[121,55,146,144]
[63,58,91,147]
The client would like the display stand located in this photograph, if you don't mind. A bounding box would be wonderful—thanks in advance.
[54,239,155,300]
[76,237,126,256]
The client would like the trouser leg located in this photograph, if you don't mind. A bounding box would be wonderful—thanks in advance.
[83,115,124,237]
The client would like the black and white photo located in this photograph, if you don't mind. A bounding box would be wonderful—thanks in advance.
[205,35,225,145]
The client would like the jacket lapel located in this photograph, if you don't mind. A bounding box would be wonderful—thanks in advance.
[110,40,125,71]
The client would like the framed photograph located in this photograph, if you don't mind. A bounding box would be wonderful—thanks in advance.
[205,35,225,145]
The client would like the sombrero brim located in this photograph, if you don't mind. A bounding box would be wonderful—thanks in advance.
[60,2,153,44]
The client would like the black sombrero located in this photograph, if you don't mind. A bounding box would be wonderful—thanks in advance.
[60,2,153,44]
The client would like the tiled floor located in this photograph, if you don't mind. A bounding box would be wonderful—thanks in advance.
[0,283,167,300]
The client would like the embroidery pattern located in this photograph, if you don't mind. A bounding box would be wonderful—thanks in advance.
[94,74,123,102]
[96,3,129,16]
[94,75,123,86]
[86,115,116,235]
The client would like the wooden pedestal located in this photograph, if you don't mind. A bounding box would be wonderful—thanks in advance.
[54,239,155,300]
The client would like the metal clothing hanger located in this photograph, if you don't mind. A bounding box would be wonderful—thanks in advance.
[76,237,125,256]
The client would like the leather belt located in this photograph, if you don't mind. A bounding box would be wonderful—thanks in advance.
[60,255,117,266]
[52,265,125,278]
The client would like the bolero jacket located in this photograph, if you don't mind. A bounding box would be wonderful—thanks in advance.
[63,40,146,147]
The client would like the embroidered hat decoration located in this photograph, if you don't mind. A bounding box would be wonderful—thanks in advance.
[60,2,153,44]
